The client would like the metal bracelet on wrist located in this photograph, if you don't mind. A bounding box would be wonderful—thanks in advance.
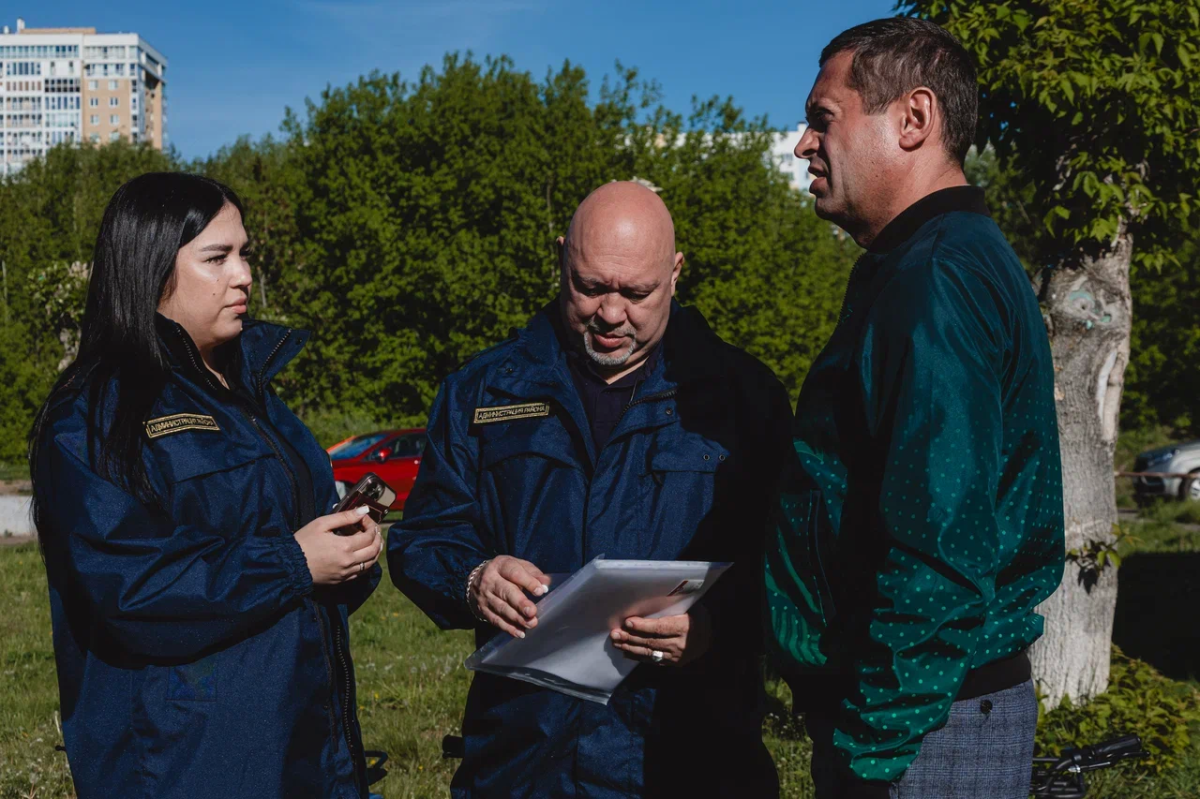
[466,559,492,622]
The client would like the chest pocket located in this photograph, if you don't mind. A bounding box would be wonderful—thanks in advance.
[477,414,585,559]
[150,434,285,539]
[636,437,734,557]
[644,442,729,478]
[151,424,274,481]
[479,414,580,471]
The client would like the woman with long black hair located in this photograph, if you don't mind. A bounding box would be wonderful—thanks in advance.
[29,172,383,799]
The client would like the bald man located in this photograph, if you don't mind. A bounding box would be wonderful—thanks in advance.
[389,182,790,798]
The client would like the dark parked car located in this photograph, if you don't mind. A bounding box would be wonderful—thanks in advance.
[1133,439,1200,505]
[327,429,426,512]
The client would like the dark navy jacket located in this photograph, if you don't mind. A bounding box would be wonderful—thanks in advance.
[390,301,792,798]
[34,318,379,799]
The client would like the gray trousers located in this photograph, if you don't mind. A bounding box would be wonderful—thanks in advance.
[809,680,1038,799]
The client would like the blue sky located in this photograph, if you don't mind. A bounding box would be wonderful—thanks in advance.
[21,0,897,158]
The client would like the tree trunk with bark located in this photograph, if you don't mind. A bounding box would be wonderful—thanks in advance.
[1030,228,1134,709]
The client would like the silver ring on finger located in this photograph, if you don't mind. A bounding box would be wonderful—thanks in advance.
[359,560,367,573]
[650,650,665,664]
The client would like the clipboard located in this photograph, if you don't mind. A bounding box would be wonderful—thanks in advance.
[465,555,731,704]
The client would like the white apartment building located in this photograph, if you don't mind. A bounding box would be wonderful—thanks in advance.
[0,17,167,176]
[657,124,813,193]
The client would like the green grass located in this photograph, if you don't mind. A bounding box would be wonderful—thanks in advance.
[1119,507,1200,555]
[0,462,29,483]
[1169,502,1200,527]
[1,542,1196,798]
[0,545,73,799]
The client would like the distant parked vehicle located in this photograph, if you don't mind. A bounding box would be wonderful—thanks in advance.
[327,429,426,513]
[1132,439,1200,505]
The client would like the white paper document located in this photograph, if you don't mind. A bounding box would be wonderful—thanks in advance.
[464,555,731,704]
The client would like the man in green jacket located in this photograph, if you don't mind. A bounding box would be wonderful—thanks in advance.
[766,18,1065,799]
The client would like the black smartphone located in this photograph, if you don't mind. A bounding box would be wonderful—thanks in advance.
[332,473,396,535]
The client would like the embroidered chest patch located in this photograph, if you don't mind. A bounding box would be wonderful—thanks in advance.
[144,413,222,440]
[472,402,551,425]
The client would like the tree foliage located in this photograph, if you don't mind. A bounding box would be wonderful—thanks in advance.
[259,56,857,427]
[0,55,857,452]
[961,43,1200,440]
[1124,239,1200,435]
[0,142,174,461]
[907,0,1200,270]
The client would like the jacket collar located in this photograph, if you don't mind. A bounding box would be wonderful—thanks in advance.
[869,185,990,253]
[484,298,725,464]
[156,314,309,398]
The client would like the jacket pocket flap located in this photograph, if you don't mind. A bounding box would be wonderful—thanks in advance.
[479,422,579,470]
[647,442,730,474]
[152,437,274,484]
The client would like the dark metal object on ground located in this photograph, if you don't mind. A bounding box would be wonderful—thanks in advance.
[364,750,389,785]
[1029,734,1146,798]
[442,734,465,759]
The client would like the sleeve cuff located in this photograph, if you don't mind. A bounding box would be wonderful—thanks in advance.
[274,535,315,599]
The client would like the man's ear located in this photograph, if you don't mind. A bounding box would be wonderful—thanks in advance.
[556,236,568,278]
[898,87,937,152]
[670,252,684,296]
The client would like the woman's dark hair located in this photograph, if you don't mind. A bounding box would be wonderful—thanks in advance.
[821,17,978,165]
[29,173,244,531]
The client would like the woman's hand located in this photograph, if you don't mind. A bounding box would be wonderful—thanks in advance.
[610,603,713,667]
[468,555,551,639]
[294,506,383,585]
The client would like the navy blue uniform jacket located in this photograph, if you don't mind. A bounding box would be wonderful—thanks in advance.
[34,318,379,799]
[390,301,792,798]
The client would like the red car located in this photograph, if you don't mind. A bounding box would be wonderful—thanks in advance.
[327,428,426,513]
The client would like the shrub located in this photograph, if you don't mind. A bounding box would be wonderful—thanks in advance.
[1036,647,1200,774]
[298,407,393,450]
[1173,501,1200,526]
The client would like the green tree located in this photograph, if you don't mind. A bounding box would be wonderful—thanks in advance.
[0,142,175,461]
[0,57,856,460]
[1123,238,1200,436]
[272,55,855,428]
[905,0,1200,705]
[195,136,303,321]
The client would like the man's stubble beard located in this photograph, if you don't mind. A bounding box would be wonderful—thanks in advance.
[582,327,638,367]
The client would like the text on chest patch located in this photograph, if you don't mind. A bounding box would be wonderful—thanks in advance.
[472,402,551,425]
[144,413,222,440]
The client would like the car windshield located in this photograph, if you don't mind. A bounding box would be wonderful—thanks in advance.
[328,433,389,459]
[389,434,426,458]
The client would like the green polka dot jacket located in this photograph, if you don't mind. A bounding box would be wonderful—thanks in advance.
[765,187,1065,784]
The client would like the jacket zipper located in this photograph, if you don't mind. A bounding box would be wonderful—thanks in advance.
[237,389,350,768]
[618,388,677,419]
[246,334,356,766]
[171,324,227,395]
[242,410,303,522]
[579,388,678,565]
[171,324,305,530]
[172,324,346,762]
[256,329,292,398]
[333,617,359,764]
[311,603,345,755]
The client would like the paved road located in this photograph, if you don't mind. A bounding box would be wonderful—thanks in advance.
[0,493,33,539]
[0,497,397,545]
